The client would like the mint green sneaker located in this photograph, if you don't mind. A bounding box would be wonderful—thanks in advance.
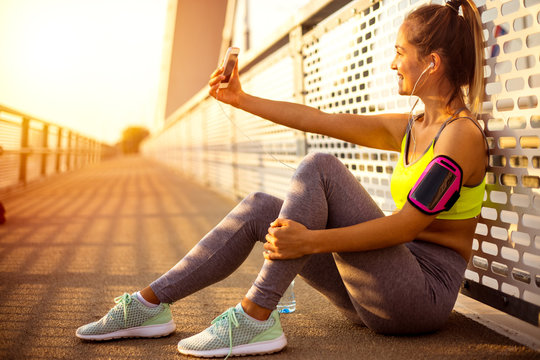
[76,293,176,341]
[177,304,287,358]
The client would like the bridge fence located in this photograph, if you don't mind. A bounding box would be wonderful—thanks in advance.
[0,104,109,192]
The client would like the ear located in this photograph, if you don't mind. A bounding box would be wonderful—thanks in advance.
[428,53,443,72]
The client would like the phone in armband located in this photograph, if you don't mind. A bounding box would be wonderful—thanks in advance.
[407,155,463,215]
[219,47,240,89]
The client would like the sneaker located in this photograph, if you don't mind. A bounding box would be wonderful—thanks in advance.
[76,293,176,341]
[177,304,287,358]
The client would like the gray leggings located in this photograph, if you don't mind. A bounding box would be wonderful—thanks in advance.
[151,152,467,334]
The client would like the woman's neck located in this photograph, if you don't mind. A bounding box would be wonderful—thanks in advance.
[417,74,468,126]
[420,95,468,127]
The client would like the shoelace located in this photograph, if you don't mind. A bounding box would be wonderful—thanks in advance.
[211,307,239,360]
[114,293,132,327]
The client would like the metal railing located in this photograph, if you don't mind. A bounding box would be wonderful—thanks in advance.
[142,0,540,327]
[0,104,110,191]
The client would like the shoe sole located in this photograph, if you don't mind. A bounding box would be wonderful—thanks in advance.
[177,333,287,357]
[76,320,176,341]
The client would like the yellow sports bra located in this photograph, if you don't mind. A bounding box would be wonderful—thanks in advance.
[390,115,486,220]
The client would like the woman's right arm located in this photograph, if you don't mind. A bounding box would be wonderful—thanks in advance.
[209,63,408,152]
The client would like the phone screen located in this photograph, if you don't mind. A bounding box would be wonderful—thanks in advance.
[222,53,238,83]
[411,163,456,210]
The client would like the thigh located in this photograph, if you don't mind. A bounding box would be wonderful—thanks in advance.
[280,152,384,230]
[298,253,364,324]
[299,243,432,332]
[334,243,457,335]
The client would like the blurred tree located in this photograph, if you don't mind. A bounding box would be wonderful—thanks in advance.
[121,126,149,154]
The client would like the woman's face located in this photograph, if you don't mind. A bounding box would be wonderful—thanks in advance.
[391,23,428,96]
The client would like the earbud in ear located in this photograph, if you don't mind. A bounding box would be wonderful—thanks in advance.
[429,62,435,68]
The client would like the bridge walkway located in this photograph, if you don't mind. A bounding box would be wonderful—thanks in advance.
[0,156,537,359]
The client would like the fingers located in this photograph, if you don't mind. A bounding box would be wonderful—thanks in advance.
[265,233,276,245]
[270,218,289,228]
[263,249,280,260]
[263,240,274,251]
[263,241,277,260]
[209,75,224,87]
[208,67,224,98]
[210,66,224,78]
[208,83,220,99]
[263,242,283,260]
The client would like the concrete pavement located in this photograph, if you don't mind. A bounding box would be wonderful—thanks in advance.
[0,156,538,359]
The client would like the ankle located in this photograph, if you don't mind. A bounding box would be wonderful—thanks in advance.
[139,286,161,305]
[241,298,272,321]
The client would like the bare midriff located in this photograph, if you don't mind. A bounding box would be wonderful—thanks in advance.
[415,217,478,261]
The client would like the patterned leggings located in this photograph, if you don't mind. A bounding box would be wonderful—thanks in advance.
[150,152,467,334]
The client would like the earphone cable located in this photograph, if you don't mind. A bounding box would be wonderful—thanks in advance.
[406,64,432,162]
[215,97,297,171]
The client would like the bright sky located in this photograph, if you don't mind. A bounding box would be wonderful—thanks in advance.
[0,0,168,144]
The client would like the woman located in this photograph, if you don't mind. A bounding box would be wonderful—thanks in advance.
[76,0,487,358]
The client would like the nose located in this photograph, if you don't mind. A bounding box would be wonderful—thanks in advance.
[390,57,398,71]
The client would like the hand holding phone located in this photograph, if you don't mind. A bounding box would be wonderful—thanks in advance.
[219,47,240,89]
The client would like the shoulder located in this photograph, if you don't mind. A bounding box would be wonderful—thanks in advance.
[436,117,485,153]
[434,117,487,183]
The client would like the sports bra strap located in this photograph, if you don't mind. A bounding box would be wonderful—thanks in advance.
[433,114,490,169]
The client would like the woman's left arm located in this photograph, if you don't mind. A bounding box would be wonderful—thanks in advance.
[263,204,435,260]
[263,120,486,260]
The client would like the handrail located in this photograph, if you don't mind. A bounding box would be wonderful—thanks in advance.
[0,103,110,191]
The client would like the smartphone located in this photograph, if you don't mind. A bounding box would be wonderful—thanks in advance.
[219,47,240,89]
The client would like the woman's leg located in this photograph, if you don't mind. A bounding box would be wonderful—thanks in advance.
[149,191,283,304]
[245,152,384,310]
[76,191,285,341]
[245,152,465,334]
[150,151,382,316]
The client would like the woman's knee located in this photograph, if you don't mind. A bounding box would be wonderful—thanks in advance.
[302,152,340,166]
[298,152,343,175]
[242,192,281,207]
[238,192,283,220]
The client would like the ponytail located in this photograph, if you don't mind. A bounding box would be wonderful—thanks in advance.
[461,0,485,115]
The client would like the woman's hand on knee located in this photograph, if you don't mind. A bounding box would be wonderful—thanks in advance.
[263,218,310,260]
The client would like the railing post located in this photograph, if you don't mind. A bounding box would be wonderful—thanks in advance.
[19,117,30,184]
[74,134,79,169]
[56,127,62,173]
[66,130,71,171]
[41,124,49,176]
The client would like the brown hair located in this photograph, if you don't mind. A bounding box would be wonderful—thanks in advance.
[404,0,484,114]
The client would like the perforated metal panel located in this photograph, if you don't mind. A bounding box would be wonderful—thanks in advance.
[466,0,540,313]
[302,0,412,212]
[302,0,540,319]
[229,45,298,199]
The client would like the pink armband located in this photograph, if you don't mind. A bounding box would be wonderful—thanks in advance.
[407,155,462,215]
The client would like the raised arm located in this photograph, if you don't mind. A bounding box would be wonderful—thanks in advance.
[209,63,408,152]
